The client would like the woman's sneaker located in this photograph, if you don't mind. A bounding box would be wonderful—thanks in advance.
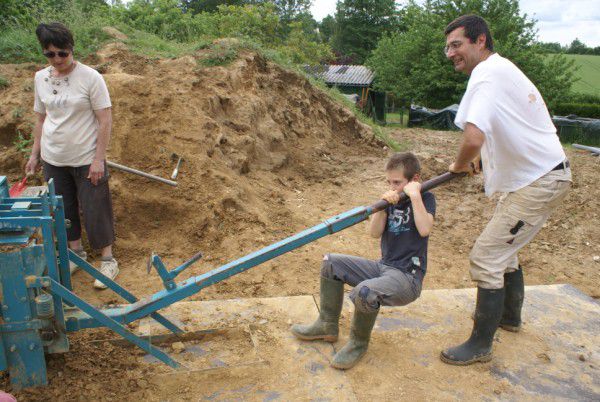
[94,258,119,289]
[69,249,87,275]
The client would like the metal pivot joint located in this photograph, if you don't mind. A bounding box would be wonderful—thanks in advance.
[147,251,203,291]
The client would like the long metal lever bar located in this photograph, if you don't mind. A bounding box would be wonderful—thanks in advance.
[76,172,462,327]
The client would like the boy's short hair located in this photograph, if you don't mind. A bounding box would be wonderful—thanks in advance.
[36,22,75,51]
[385,152,420,180]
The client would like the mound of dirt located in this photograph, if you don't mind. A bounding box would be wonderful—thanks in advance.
[0,44,384,306]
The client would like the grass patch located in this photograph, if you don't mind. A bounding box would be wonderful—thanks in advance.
[0,75,9,89]
[13,130,32,154]
[12,107,24,119]
[560,54,600,96]
[385,111,410,126]
[0,27,43,63]
[121,27,201,59]
[198,41,239,67]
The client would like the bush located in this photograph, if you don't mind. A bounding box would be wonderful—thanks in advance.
[0,0,112,64]
[565,92,600,104]
[553,103,600,119]
[0,75,9,89]
[114,0,215,42]
[199,41,238,67]
[213,4,281,46]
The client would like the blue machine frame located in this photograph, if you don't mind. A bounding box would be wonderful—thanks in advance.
[0,172,458,388]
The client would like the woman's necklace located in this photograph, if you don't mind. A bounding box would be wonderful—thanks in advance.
[45,62,76,94]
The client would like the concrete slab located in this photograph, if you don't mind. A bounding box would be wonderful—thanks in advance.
[137,296,357,401]
[135,285,599,401]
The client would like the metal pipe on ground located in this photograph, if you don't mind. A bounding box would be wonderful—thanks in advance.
[572,144,600,155]
[106,160,177,187]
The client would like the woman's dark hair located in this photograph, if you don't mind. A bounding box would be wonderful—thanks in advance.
[35,22,75,50]
[444,14,494,52]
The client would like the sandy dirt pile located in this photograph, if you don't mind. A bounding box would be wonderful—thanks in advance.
[0,43,383,306]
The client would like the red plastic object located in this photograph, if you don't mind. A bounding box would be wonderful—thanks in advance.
[9,177,28,197]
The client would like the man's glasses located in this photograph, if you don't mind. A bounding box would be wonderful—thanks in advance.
[43,50,70,58]
[444,41,463,56]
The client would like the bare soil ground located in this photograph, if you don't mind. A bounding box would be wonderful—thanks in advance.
[1,44,598,400]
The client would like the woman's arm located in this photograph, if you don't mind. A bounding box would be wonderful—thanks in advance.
[25,112,46,175]
[88,107,112,185]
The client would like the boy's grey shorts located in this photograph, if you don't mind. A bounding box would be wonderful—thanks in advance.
[321,253,422,313]
[43,161,116,250]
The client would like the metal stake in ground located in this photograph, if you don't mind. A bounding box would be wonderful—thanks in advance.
[106,160,177,187]
[171,156,184,180]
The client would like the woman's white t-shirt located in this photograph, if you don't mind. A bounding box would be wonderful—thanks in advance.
[34,62,112,167]
[454,53,566,197]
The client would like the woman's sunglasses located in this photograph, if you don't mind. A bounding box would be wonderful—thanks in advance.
[43,50,70,58]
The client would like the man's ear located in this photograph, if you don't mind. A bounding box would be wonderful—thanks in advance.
[412,173,421,182]
[477,33,487,49]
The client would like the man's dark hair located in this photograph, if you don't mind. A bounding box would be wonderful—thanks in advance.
[35,22,75,50]
[444,14,494,52]
[386,152,421,180]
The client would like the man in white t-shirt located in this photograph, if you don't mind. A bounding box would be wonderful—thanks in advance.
[439,15,572,366]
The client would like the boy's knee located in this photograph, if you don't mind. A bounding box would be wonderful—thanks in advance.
[320,254,335,278]
[349,285,380,313]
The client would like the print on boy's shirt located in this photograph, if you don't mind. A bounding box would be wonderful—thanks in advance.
[387,206,411,234]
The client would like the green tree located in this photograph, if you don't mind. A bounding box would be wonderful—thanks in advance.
[214,3,281,45]
[331,0,398,64]
[271,0,311,24]
[536,41,564,54]
[367,0,576,110]
[278,21,333,64]
[180,0,249,14]
[120,0,208,41]
[318,14,335,43]
[567,38,590,54]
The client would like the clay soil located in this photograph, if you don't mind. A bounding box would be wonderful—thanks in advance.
[1,43,598,400]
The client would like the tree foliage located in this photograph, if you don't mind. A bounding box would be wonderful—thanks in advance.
[180,0,248,14]
[318,15,335,43]
[367,0,577,110]
[331,0,398,64]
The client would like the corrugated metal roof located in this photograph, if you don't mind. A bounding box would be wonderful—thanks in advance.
[305,65,374,87]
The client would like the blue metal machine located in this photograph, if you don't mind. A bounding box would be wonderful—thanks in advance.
[0,172,458,389]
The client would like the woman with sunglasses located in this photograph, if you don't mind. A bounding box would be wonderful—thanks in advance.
[26,22,119,289]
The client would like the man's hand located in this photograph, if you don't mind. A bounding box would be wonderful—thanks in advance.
[25,156,40,176]
[449,157,481,176]
[403,181,421,198]
[381,190,400,205]
[88,159,105,186]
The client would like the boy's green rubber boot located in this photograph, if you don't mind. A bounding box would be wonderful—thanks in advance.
[500,267,524,332]
[330,309,379,370]
[291,276,344,342]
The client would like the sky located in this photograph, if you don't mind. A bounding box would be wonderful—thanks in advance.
[310,0,600,47]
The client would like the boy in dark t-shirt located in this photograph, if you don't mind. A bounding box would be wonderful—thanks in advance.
[291,152,436,369]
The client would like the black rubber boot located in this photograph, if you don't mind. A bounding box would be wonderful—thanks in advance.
[441,287,505,365]
[291,276,344,342]
[330,308,378,370]
[500,267,524,332]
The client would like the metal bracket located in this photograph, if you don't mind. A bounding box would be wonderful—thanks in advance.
[147,251,203,291]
